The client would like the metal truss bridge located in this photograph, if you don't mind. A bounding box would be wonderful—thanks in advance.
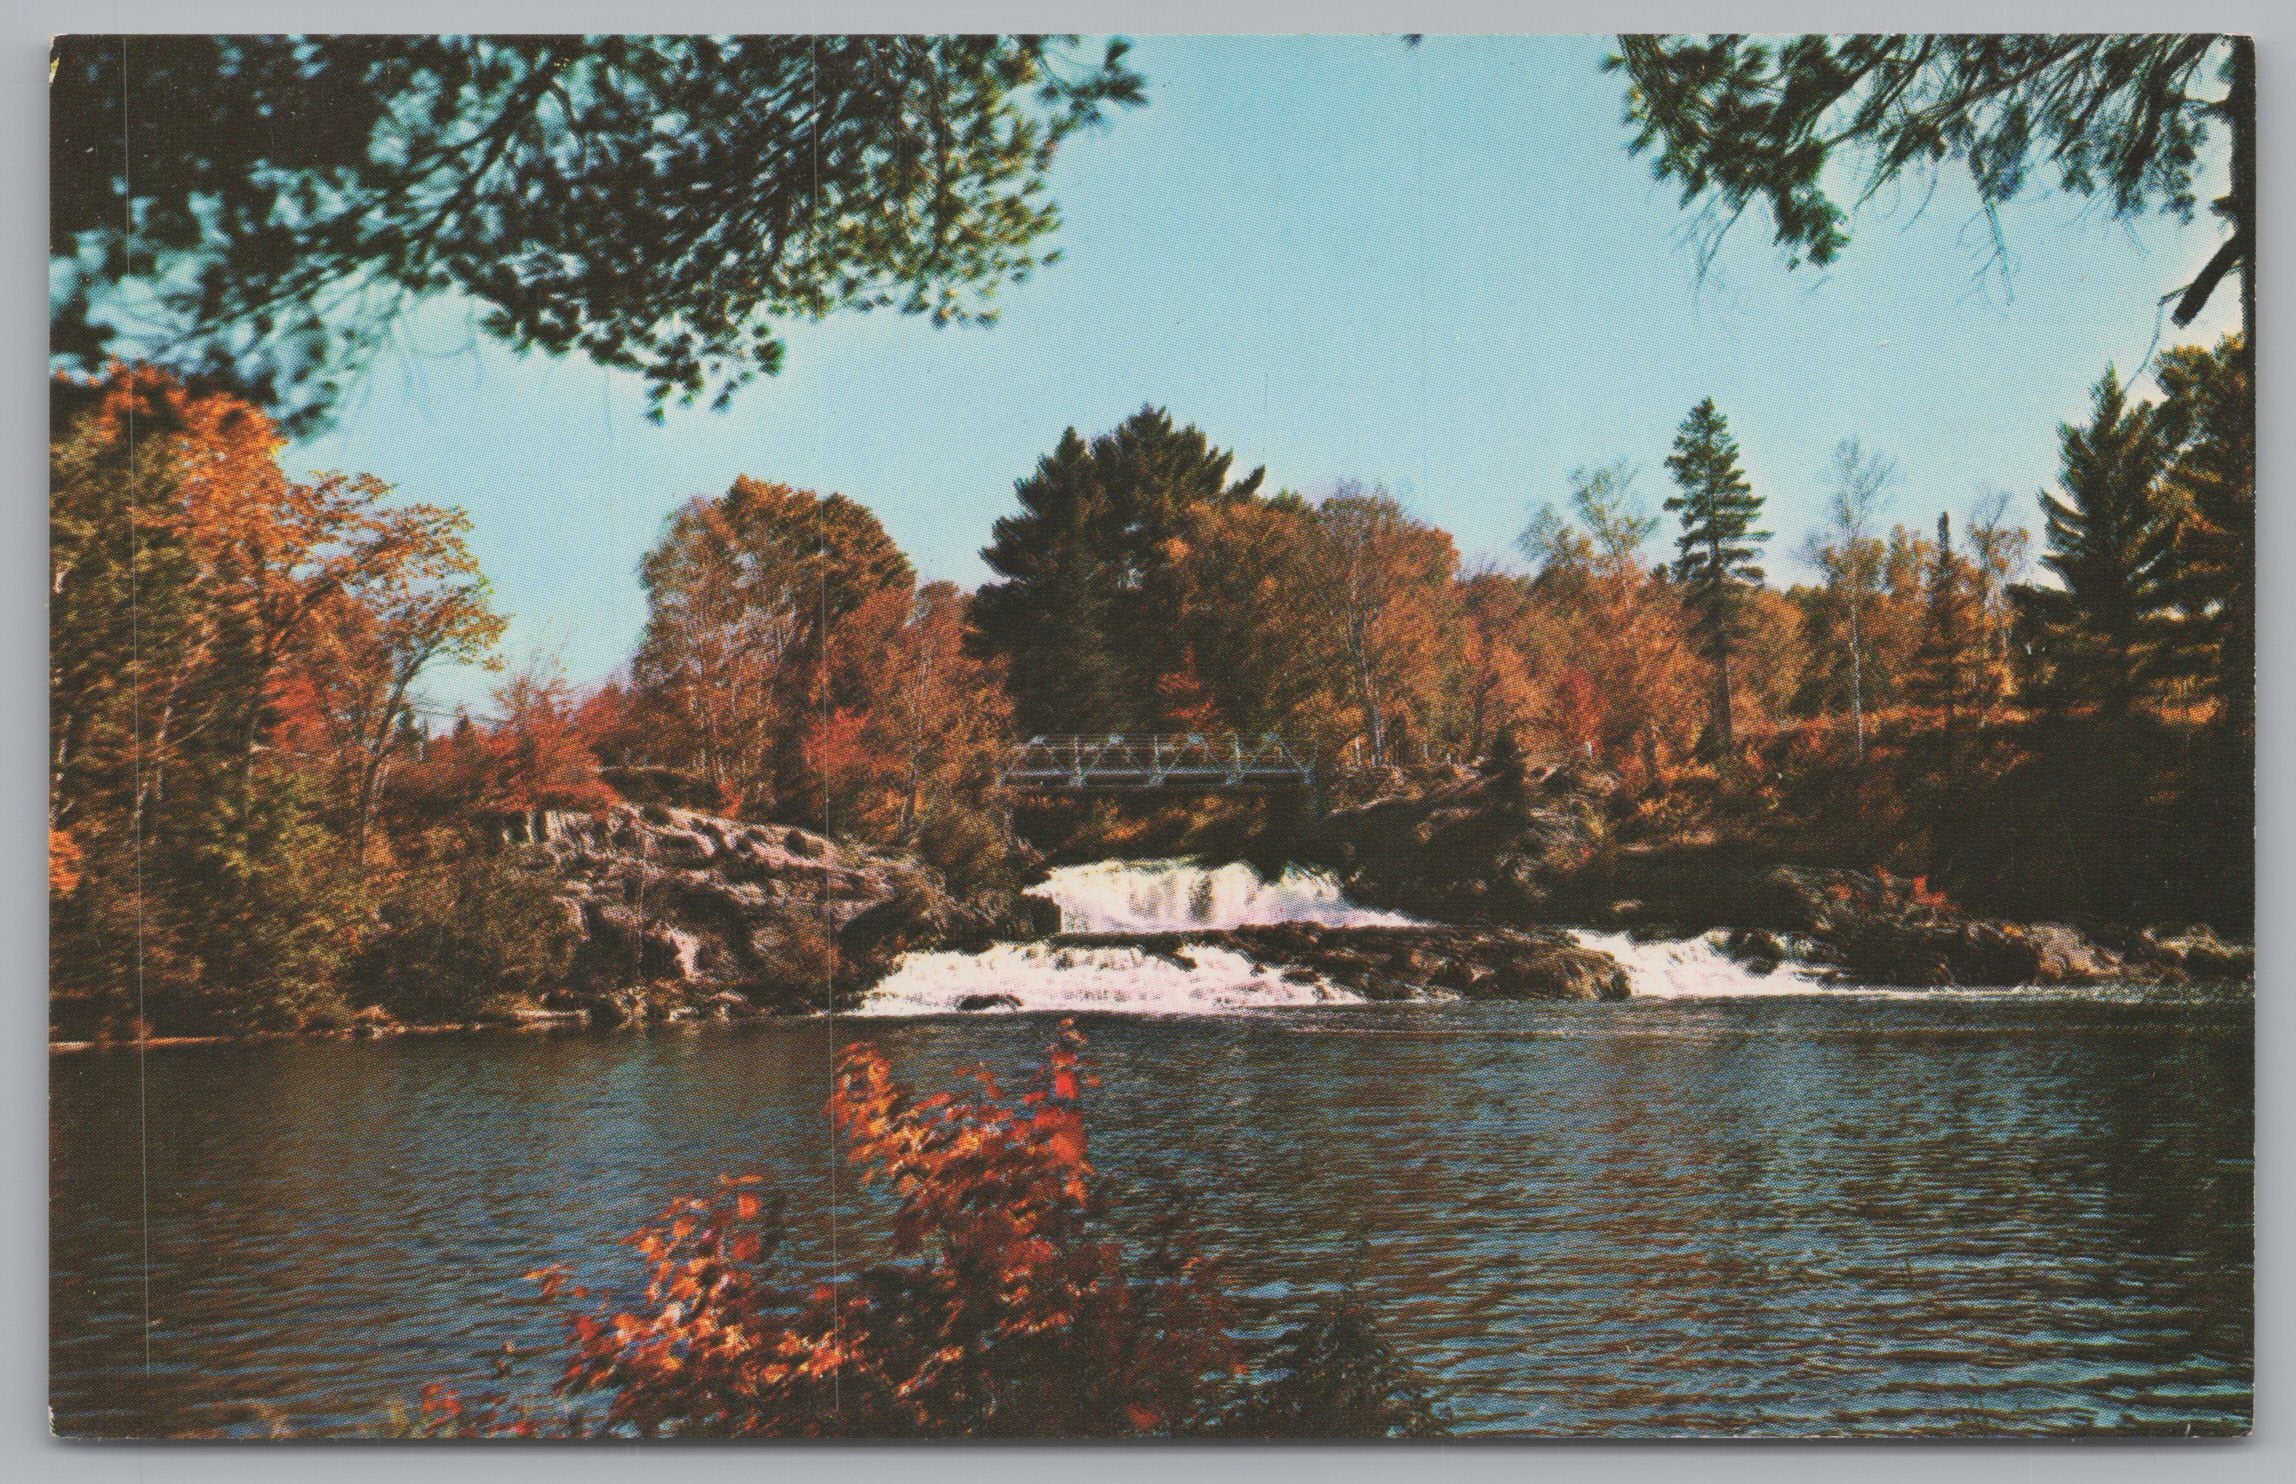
[1001,734,1315,792]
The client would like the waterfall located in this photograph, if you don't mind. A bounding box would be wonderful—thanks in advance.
[851,862,1880,1019]
[850,858,1401,1018]
[1568,929,1835,997]
[1029,858,1420,933]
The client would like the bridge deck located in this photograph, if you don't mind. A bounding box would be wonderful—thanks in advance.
[1001,734,1314,791]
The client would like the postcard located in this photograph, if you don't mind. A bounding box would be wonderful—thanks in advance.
[48,32,2254,1438]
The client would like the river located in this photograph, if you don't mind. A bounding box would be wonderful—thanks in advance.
[50,860,2253,1437]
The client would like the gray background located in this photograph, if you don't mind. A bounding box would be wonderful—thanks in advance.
[6,1,2285,1478]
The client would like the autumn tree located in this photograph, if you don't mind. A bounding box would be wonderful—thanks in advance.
[50,368,507,1034]
[456,663,621,817]
[49,372,212,992]
[1663,399,1770,757]
[1962,488,2031,721]
[1728,584,1812,740]
[632,478,912,816]
[971,408,1267,737]
[1797,440,1897,756]
[1302,486,1461,769]
[814,582,1015,877]
[52,36,1146,431]
[271,506,505,858]
[1441,570,1544,763]
[2014,368,2188,719]
[1518,461,1702,776]
[1171,492,1330,742]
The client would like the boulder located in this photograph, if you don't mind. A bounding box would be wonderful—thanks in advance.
[1472,944,1630,1001]
[1319,759,1614,921]
[528,803,1053,1014]
[1053,922,1632,1003]
[1761,866,2136,987]
[2144,926,2255,980]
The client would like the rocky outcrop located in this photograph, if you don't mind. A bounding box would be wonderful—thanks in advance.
[516,804,1054,1017]
[2139,926,2255,981]
[1053,922,1632,1002]
[1317,764,2243,988]
[1319,758,1613,921]
[1738,867,2153,987]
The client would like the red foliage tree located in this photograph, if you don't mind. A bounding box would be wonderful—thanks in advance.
[431,1024,1252,1438]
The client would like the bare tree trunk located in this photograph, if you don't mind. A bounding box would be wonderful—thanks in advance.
[1849,589,1864,760]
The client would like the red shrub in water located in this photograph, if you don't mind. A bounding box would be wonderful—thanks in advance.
[427,1022,1254,1438]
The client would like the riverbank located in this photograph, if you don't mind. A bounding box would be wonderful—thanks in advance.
[50,772,2253,1049]
[1314,757,2253,989]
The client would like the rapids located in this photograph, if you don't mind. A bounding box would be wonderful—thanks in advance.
[854,859,1848,1017]
[1028,857,1420,933]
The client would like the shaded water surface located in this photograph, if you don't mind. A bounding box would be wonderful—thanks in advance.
[52,992,2251,1436]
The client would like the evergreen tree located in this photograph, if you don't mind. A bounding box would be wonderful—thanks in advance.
[1662,398,1769,757]
[2156,335,2254,734]
[1908,513,1987,754]
[1905,513,1987,882]
[970,408,1265,737]
[2014,369,2188,719]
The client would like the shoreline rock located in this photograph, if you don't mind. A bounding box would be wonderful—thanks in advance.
[1312,763,2248,990]
[1052,922,1632,1003]
[519,803,1056,1017]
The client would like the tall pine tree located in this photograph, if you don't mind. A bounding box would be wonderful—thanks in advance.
[2156,336,2253,734]
[1909,515,1985,725]
[970,408,1264,737]
[1663,398,1769,757]
[1908,512,1989,816]
[2014,368,2188,719]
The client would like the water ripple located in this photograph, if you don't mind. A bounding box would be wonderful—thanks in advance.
[51,992,2251,1437]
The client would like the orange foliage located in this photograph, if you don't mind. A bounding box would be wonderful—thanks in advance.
[51,366,510,1031]
[48,827,83,898]
[432,1024,1241,1438]
[418,667,619,817]
[808,582,1013,844]
[799,705,875,822]
[1548,667,1605,760]
[1154,648,1222,733]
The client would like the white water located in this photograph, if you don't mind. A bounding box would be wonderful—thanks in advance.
[1569,928,2170,1000]
[852,858,1393,1018]
[850,941,1364,1018]
[1568,929,1836,998]
[1029,858,1420,933]
[852,861,2114,1019]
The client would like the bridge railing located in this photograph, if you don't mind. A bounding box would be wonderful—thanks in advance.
[1000,733,1314,790]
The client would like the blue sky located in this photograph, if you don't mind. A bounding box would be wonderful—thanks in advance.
[287,35,2240,712]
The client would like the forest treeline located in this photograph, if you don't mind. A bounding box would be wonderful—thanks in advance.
[50,333,2252,1036]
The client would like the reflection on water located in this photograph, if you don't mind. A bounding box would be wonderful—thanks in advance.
[51,992,2251,1437]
